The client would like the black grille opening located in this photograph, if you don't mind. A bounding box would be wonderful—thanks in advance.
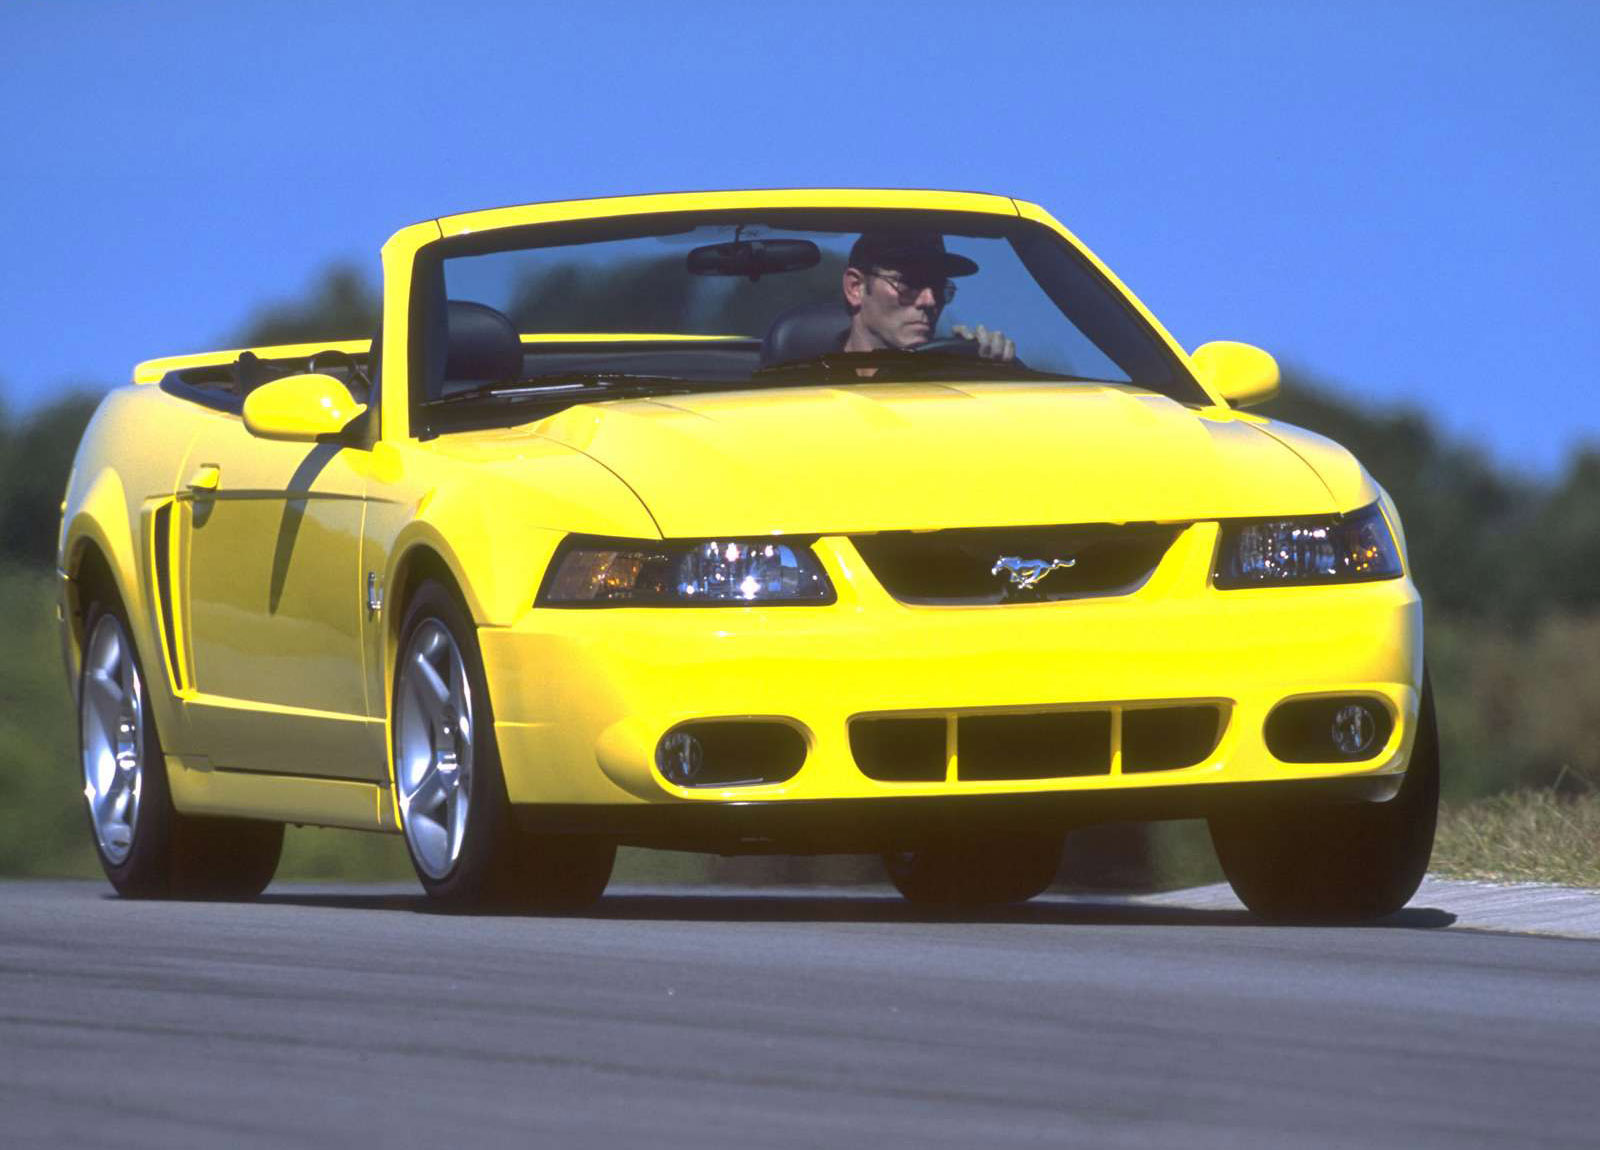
[958,711,1111,780]
[850,524,1182,605]
[1122,706,1222,773]
[850,717,947,782]
[1264,697,1394,763]
[656,721,807,787]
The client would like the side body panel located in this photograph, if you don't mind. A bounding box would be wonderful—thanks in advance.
[59,386,208,744]
[173,416,380,781]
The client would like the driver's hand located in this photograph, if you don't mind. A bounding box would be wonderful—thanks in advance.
[952,323,1016,361]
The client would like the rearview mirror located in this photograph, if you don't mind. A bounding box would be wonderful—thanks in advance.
[686,238,821,281]
[242,373,367,441]
[1190,341,1280,408]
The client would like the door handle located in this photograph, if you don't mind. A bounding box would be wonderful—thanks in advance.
[187,464,221,492]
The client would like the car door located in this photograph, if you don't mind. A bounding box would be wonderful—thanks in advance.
[174,418,384,781]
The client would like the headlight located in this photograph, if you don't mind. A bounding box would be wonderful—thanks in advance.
[540,537,835,606]
[1213,503,1403,589]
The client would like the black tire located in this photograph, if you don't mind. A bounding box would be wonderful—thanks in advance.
[79,596,282,900]
[393,580,614,912]
[884,832,1063,907]
[1208,675,1440,923]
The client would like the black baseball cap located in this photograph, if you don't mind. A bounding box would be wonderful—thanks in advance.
[846,231,979,278]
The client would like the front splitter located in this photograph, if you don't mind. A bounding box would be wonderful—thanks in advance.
[513,773,1404,853]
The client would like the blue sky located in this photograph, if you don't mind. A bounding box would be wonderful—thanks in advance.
[3,0,1597,475]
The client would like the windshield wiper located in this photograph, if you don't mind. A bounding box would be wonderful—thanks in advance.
[430,372,694,405]
[750,349,1083,383]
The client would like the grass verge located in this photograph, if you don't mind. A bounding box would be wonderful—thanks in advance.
[1431,790,1600,888]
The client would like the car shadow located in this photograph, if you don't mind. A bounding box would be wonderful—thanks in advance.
[248,885,1457,929]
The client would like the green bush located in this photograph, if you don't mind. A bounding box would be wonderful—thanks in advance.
[0,565,94,875]
[1428,611,1600,799]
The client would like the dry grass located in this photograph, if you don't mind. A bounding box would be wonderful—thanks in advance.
[1432,789,1600,888]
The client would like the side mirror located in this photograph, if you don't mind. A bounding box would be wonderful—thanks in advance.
[242,373,367,441]
[1190,341,1280,408]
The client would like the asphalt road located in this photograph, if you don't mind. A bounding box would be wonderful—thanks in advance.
[3,880,1599,1149]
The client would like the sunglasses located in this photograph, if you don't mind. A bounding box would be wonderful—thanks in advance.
[869,270,957,306]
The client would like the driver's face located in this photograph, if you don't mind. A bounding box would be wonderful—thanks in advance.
[854,266,947,350]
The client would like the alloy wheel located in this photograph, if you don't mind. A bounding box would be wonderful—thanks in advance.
[80,614,144,865]
[395,619,475,879]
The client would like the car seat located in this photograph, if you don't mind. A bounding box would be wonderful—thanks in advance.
[760,300,851,368]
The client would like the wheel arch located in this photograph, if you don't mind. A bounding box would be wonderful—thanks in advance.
[381,539,490,834]
[382,538,482,746]
[60,467,144,696]
[66,536,118,641]
[388,541,476,639]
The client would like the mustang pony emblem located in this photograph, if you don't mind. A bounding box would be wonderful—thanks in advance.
[991,555,1077,591]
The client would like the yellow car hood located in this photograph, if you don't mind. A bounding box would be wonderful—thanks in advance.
[526,381,1338,537]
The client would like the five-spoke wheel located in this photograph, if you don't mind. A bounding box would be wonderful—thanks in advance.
[81,613,145,865]
[78,594,282,898]
[395,618,476,881]
[392,581,614,910]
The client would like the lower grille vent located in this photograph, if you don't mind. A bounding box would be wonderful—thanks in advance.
[1123,706,1223,773]
[958,711,1110,780]
[850,718,946,782]
[850,703,1225,783]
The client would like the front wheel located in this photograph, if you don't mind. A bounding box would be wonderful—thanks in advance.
[1208,676,1440,923]
[392,581,614,911]
[79,600,282,898]
[884,833,1063,907]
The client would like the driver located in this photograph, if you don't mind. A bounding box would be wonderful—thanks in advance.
[841,232,1015,361]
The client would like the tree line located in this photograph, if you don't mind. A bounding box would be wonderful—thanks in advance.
[3,264,1596,797]
[7,263,1596,618]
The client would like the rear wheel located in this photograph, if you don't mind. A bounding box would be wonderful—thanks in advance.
[79,600,282,898]
[392,580,614,911]
[1208,676,1440,923]
[884,832,1063,907]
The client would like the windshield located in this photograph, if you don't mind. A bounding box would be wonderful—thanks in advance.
[413,208,1201,434]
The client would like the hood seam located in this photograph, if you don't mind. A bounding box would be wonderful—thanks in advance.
[1240,420,1341,506]
[530,432,666,538]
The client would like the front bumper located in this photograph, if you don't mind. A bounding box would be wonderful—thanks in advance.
[477,528,1425,810]
[511,775,1405,852]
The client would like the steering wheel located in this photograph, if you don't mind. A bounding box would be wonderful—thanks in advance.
[909,336,1028,372]
[307,348,371,397]
[909,335,982,357]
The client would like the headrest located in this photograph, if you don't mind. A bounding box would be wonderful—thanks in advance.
[442,300,523,386]
[760,300,852,367]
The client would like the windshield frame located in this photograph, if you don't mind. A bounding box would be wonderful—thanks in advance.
[406,206,1210,438]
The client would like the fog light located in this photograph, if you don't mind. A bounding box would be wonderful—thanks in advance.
[657,731,705,785]
[654,721,808,787]
[1330,704,1378,756]
[1264,696,1394,763]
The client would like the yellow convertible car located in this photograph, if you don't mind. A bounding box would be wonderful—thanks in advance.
[58,189,1436,920]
